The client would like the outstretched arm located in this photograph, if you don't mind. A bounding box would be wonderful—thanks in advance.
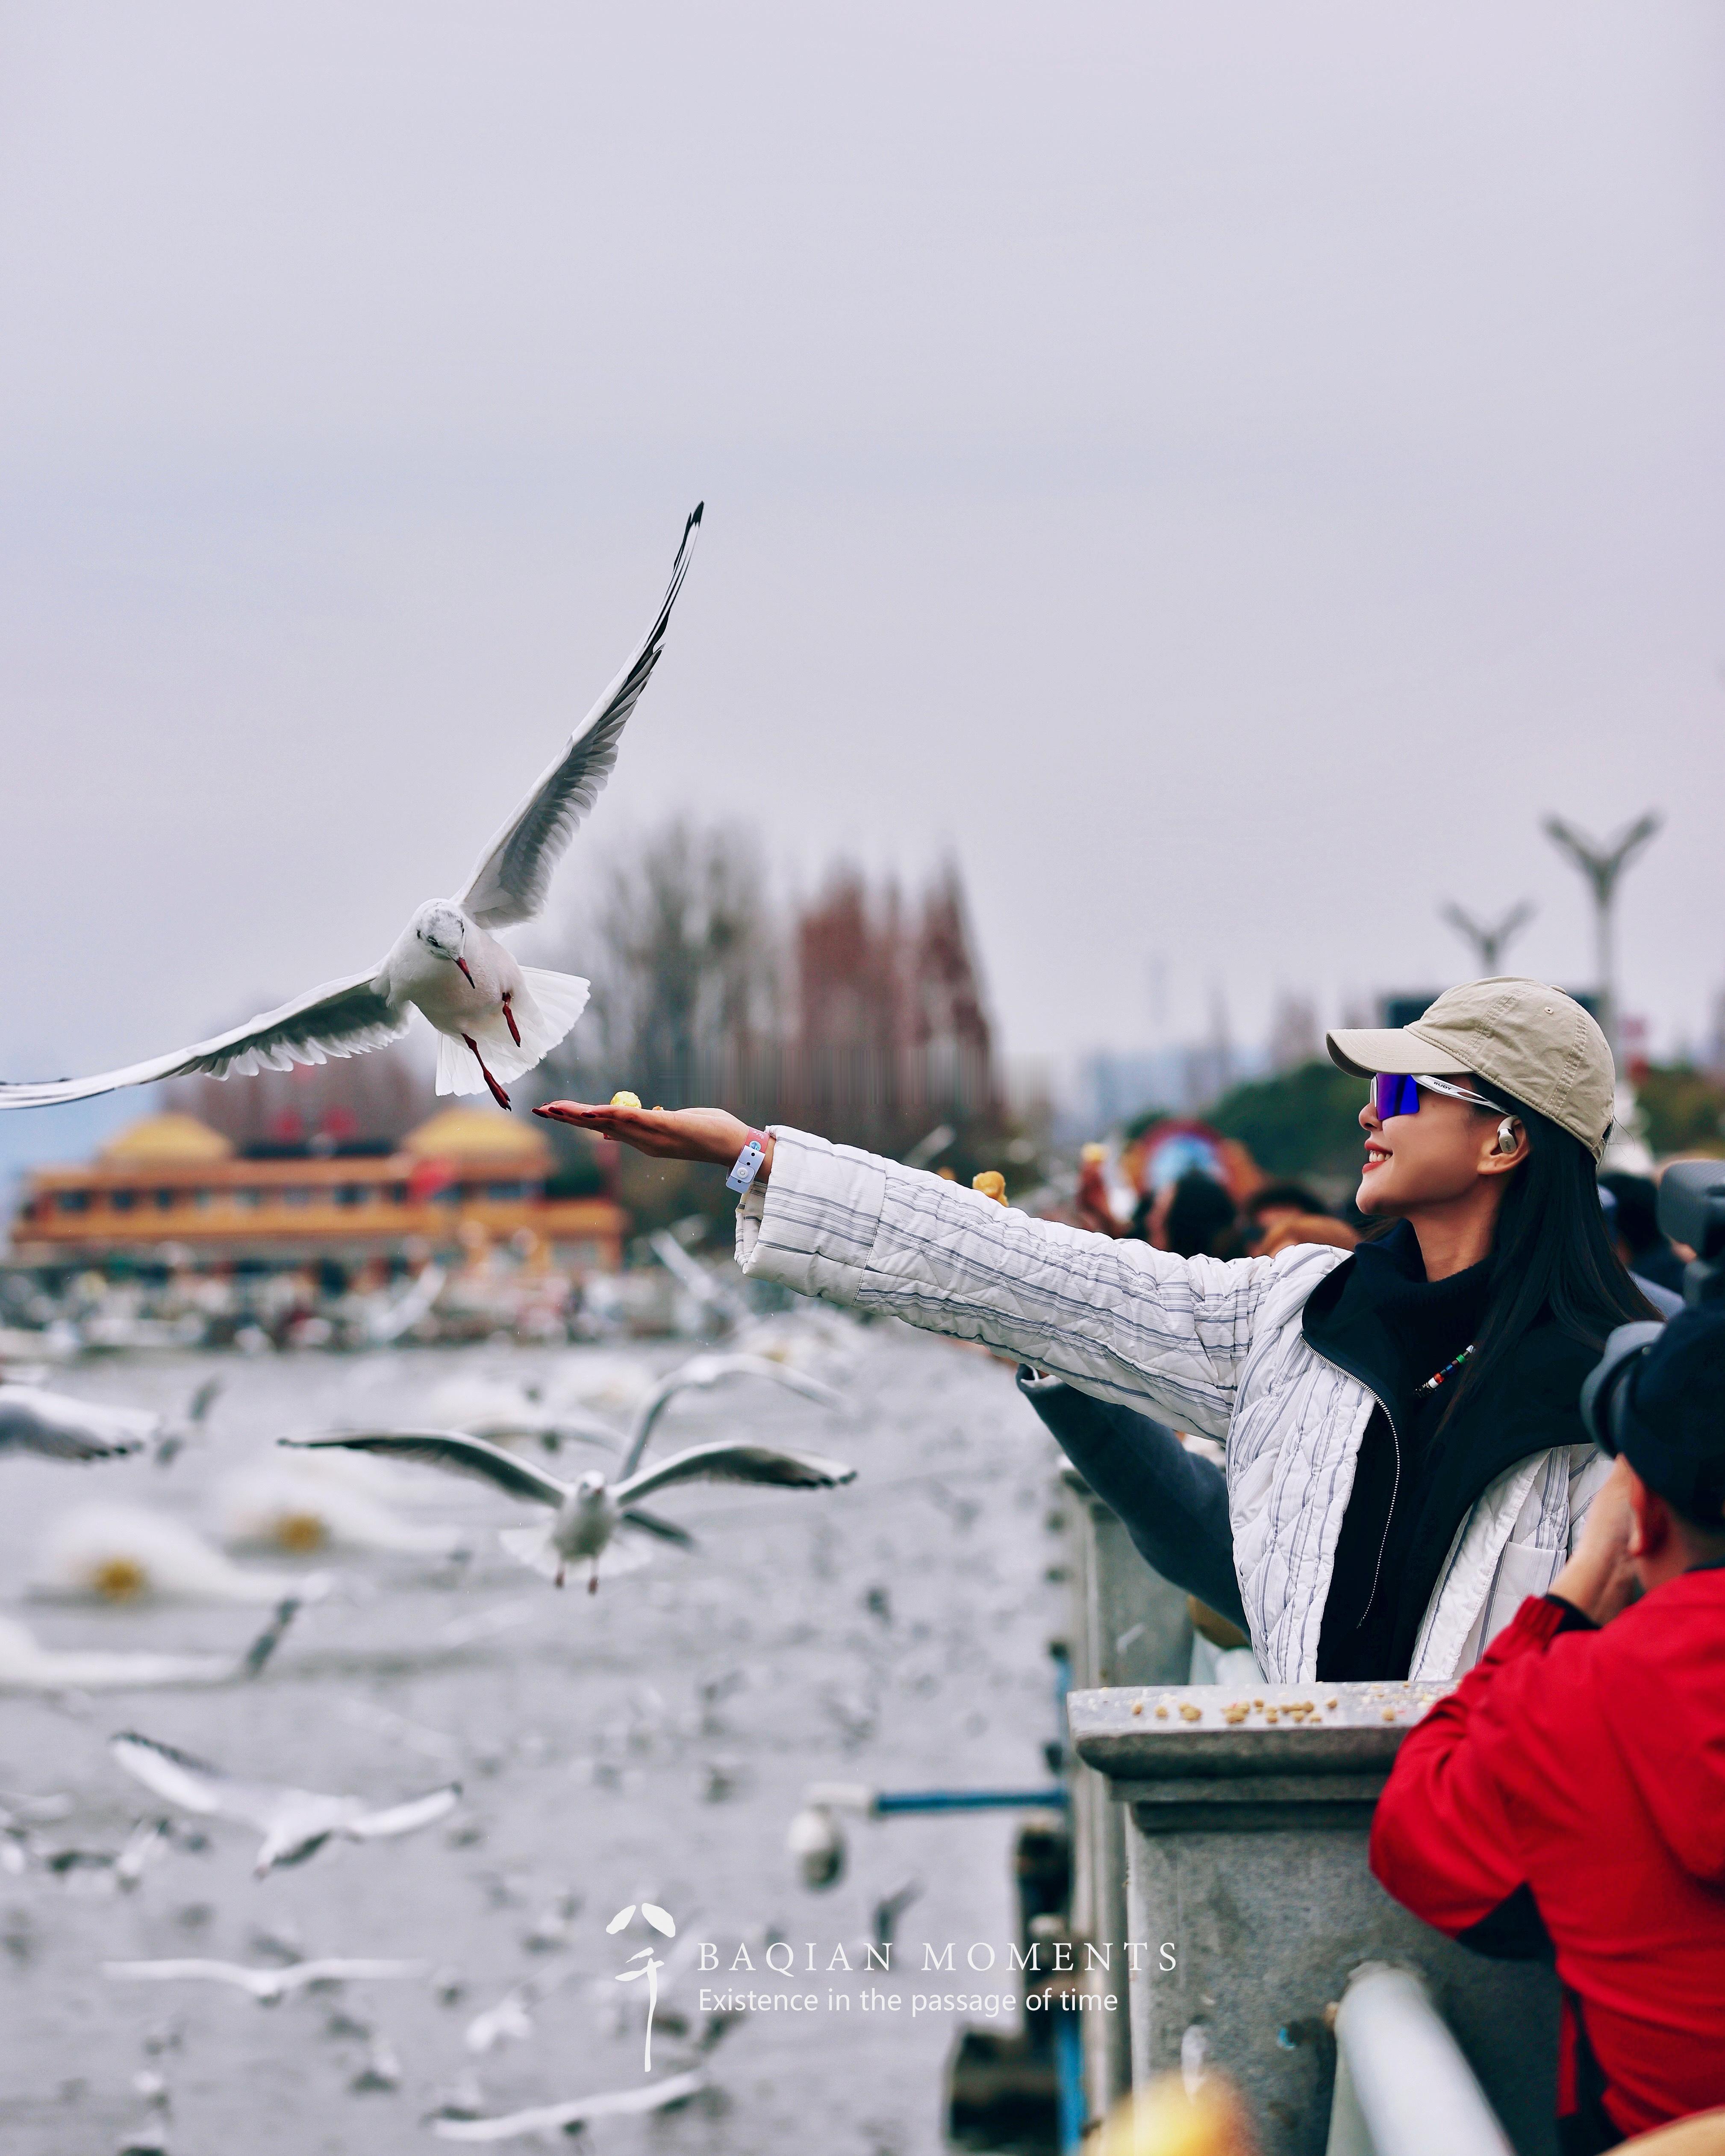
[536,1103,1286,1441]
[536,1103,767,1174]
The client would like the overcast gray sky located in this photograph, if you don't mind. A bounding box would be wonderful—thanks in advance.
[2,5,1722,1162]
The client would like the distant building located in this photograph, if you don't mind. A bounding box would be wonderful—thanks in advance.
[11,1107,624,1275]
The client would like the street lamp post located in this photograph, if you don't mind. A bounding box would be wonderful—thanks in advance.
[1542,812,1661,1060]
[1438,900,1535,975]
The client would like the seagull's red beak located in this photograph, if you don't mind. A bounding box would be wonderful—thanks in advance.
[456,957,475,987]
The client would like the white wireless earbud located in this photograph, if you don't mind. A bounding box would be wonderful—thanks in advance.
[1495,1119,1518,1155]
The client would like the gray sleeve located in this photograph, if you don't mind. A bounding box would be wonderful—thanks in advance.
[1017,1367,1245,1632]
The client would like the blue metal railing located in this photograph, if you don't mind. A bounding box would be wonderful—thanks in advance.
[872,1787,1070,1815]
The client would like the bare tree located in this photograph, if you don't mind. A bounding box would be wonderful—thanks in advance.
[786,860,999,1155]
[540,824,1005,1188]
[548,819,780,1107]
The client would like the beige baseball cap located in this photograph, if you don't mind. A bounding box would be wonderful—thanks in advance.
[1326,978,1616,1160]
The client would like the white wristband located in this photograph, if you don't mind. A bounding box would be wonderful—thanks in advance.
[725,1131,768,1196]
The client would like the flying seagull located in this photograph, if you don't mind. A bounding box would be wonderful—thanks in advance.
[0,505,701,1115]
[281,1429,857,1592]
[0,1598,297,1694]
[431,2068,706,2142]
[103,1956,425,2003]
[440,1348,844,1467]
[153,1376,223,1468]
[109,1730,459,1875]
[463,1963,584,2055]
[617,1352,848,1480]
[0,1386,151,1462]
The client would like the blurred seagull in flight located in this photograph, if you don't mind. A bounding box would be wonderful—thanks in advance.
[109,1730,459,1876]
[281,1428,857,1593]
[462,1963,584,2054]
[616,1352,848,1480]
[0,506,701,1115]
[0,1597,297,1694]
[103,1955,426,2003]
[426,1348,845,1467]
[430,2068,706,2142]
[0,1386,151,1462]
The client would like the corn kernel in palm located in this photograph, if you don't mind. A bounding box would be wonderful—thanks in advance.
[609,1090,642,1109]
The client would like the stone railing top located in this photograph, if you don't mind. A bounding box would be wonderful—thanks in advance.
[1069,1679,1454,1782]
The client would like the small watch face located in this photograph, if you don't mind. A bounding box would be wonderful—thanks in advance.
[726,1140,765,1193]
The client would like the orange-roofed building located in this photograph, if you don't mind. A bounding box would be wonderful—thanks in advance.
[10,1107,624,1276]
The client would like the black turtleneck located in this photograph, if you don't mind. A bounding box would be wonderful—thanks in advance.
[1310,1222,1492,1681]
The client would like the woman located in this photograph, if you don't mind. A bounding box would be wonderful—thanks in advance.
[537,978,1656,1683]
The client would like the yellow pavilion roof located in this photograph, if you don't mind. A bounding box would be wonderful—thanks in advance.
[401,1106,552,1168]
[99,1113,235,1165]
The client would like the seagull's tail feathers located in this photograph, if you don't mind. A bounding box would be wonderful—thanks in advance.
[433,972,589,1094]
[593,1537,654,1579]
[435,1029,485,1097]
[501,969,589,1078]
[496,1525,652,1583]
[497,1524,563,1580]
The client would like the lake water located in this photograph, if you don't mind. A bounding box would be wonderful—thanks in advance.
[0,1324,1066,2156]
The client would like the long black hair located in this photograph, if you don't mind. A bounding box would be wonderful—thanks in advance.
[1437,1082,1660,1429]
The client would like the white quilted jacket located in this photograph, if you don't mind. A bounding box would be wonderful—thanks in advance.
[736,1128,1610,1684]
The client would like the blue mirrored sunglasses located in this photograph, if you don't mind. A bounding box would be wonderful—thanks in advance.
[1369,1072,1504,1119]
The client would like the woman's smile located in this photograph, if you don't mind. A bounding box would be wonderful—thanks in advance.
[1363,1140,1392,1175]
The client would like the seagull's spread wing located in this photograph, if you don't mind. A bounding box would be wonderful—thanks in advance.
[621,1370,700,1474]
[5,1642,233,1692]
[0,971,405,1109]
[103,1958,266,1994]
[433,2070,706,2141]
[616,1442,858,1506]
[456,505,703,931]
[346,1784,461,1841]
[185,1377,223,1427]
[469,1409,618,1455]
[686,1353,847,1411]
[618,1505,698,1549]
[620,1353,845,1479]
[0,1390,150,1460]
[648,1229,745,1314]
[280,1432,568,1508]
[109,1732,286,1828]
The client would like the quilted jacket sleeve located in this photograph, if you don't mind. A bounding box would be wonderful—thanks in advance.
[734,1127,1280,1441]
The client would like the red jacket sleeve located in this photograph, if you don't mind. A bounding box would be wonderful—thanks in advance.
[1369,1595,1576,1936]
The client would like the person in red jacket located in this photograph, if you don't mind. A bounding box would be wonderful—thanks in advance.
[1370,1301,1725,2155]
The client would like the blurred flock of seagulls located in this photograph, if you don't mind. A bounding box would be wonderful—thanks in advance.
[0,1240,1062,2155]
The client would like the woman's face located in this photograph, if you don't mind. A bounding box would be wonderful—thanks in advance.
[1356,1079,1501,1217]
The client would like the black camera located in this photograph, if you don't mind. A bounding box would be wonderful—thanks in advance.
[1657,1160,1725,1307]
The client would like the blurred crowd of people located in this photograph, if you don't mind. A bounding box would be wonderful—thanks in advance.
[1072,1152,1699,1295]
[1075,1151,1362,1263]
